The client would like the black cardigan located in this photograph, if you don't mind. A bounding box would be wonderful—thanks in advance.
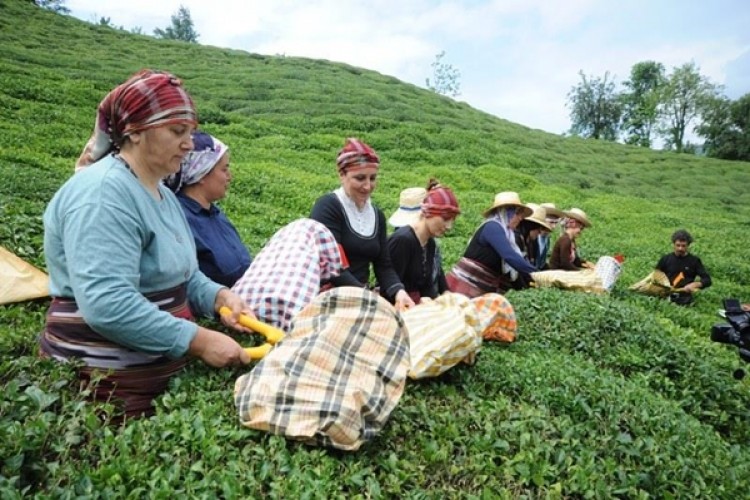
[310,193,404,299]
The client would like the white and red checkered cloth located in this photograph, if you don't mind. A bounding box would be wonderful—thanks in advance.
[231,218,343,331]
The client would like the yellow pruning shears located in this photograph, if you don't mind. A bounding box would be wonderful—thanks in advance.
[219,307,285,360]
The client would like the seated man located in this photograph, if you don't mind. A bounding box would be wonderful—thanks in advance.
[655,229,711,305]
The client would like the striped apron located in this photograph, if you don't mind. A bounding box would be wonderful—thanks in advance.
[39,284,193,419]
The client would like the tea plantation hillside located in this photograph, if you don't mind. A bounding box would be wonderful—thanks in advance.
[2,1,750,497]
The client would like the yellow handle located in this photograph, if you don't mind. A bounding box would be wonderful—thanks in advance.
[244,343,273,360]
[219,307,285,344]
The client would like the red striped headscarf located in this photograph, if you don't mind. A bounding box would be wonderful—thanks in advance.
[75,69,197,171]
[422,186,461,219]
[336,138,380,173]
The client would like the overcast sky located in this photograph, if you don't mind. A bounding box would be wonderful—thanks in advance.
[65,0,750,137]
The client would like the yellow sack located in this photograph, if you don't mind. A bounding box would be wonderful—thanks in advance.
[401,292,517,380]
[532,256,623,294]
[0,246,49,305]
[629,270,681,297]
[532,268,605,294]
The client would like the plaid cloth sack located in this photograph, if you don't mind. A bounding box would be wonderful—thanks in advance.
[231,218,343,331]
[401,292,517,379]
[234,287,409,451]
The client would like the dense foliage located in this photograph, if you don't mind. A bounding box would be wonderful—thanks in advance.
[153,5,199,44]
[567,61,732,155]
[1,2,750,497]
[567,71,622,141]
[698,93,750,161]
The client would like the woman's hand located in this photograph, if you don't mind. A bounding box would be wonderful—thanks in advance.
[394,290,416,312]
[189,327,251,367]
[582,261,595,270]
[214,288,256,333]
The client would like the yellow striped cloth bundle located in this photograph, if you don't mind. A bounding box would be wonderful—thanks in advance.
[401,292,517,379]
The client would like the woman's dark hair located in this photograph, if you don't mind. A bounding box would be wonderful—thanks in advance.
[426,178,441,191]
[518,219,545,236]
[671,229,693,244]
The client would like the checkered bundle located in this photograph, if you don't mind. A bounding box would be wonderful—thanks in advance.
[234,287,409,450]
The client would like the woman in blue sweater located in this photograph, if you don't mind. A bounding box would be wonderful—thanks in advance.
[166,131,253,288]
[447,191,536,298]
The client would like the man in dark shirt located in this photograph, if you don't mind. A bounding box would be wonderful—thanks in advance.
[655,229,711,305]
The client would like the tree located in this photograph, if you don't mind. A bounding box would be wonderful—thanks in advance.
[621,61,666,147]
[33,0,70,14]
[153,5,199,43]
[657,62,718,153]
[566,71,622,140]
[697,93,750,161]
[425,51,461,98]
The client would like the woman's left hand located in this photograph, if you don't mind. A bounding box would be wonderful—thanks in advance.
[215,288,256,333]
[394,290,416,312]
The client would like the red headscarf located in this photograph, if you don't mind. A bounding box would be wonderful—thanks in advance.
[75,69,197,170]
[422,186,461,219]
[336,138,380,173]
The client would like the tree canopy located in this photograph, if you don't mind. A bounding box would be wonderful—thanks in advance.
[657,62,719,153]
[697,93,750,161]
[621,61,665,148]
[425,51,461,98]
[153,5,199,43]
[566,71,622,140]
[32,0,69,14]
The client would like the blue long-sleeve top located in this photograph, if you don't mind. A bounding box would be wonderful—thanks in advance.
[176,193,252,288]
[43,155,224,359]
[463,221,537,276]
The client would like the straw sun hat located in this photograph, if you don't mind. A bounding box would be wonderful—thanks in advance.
[483,191,533,218]
[388,187,427,227]
[524,203,552,231]
[540,202,565,219]
[565,207,592,228]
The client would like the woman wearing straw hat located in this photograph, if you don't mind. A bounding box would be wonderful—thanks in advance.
[386,179,461,304]
[534,202,565,270]
[549,207,594,271]
[446,191,537,298]
[515,204,552,277]
[310,138,415,311]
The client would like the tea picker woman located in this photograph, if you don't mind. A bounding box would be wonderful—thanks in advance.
[41,70,252,418]
[310,138,415,310]
[549,208,594,271]
[166,130,253,288]
[447,191,536,298]
[386,179,461,304]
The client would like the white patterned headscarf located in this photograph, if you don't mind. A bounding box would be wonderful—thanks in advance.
[489,206,524,280]
[165,131,228,192]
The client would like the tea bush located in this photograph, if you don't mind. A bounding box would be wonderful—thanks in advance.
[1,1,749,497]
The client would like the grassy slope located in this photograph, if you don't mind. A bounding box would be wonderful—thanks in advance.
[2,1,750,497]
